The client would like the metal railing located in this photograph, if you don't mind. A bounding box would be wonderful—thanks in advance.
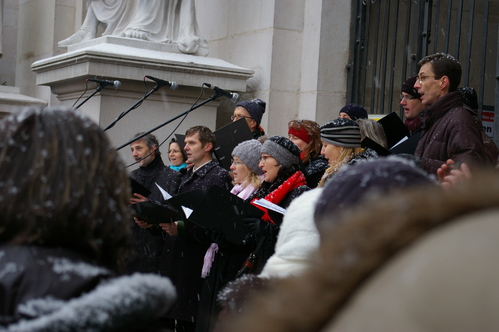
[347,0,498,122]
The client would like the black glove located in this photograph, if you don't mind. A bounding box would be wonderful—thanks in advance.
[243,218,279,237]
[243,217,266,235]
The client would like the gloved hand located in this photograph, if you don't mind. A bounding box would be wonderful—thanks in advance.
[243,217,266,235]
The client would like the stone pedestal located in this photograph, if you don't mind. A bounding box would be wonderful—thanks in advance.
[0,86,47,117]
[31,36,253,166]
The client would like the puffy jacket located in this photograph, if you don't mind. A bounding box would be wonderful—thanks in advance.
[0,245,176,331]
[415,91,488,174]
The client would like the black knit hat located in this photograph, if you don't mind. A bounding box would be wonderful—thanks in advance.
[320,118,361,148]
[236,99,266,126]
[458,87,478,110]
[261,136,300,168]
[401,76,422,99]
[338,104,368,120]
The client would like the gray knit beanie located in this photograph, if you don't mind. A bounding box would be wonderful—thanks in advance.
[231,139,263,175]
[261,136,300,168]
[320,118,362,148]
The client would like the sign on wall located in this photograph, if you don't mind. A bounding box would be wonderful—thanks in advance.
[482,110,494,138]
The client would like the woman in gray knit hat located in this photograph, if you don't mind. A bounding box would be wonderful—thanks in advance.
[318,118,377,187]
[241,136,311,274]
[197,139,264,332]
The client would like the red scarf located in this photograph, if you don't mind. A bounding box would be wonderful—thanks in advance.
[251,171,307,224]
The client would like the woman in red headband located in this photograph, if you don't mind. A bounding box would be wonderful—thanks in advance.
[288,119,329,188]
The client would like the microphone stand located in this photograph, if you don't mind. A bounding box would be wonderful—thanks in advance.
[73,85,104,110]
[116,92,222,151]
[103,84,161,132]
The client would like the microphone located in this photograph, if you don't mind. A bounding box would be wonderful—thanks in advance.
[145,76,178,90]
[87,78,121,89]
[204,83,239,102]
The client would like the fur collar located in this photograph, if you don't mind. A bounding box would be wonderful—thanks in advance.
[6,273,176,332]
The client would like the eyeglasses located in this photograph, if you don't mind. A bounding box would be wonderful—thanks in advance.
[231,115,253,121]
[416,74,442,84]
[169,149,181,154]
[259,155,274,163]
[231,159,244,165]
[400,94,419,101]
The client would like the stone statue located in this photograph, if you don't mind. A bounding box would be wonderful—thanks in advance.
[58,0,209,56]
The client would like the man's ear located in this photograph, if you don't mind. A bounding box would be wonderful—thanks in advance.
[151,145,158,155]
[250,119,257,130]
[204,142,213,153]
[441,76,450,91]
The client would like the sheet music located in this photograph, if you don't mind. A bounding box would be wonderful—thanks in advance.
[253,199,286,214]
[390,136,409,149]
[182,206,193,218]
[155,182,172,200]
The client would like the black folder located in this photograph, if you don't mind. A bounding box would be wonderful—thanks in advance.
[378,112,410,149]
[389,131,421,155]
[361,137,391,156]
[188,185,264,245]
[131,200,184,224]
[130,178,152,197]
[213,118,253,171]
[168,188,206,210]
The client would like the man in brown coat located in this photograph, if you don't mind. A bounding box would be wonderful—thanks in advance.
[413,53,488,174]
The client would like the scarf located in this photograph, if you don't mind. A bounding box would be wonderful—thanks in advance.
[404,117,422,134]
[251,170,307,224]
[231,183,259,200]
[170,163,187,172]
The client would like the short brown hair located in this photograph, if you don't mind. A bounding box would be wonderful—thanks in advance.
[185,125,216,152]
[288,119,322,164]
[418,53,461,92]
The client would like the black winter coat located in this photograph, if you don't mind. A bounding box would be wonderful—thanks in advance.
[128,156,181,274]
[163,160,232,323]
[303,155,329,188]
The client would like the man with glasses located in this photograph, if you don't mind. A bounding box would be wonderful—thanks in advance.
[231,98,267,139]
[400,76,424,135]
[413,53,488,174]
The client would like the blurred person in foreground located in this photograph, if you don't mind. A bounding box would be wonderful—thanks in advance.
[0,107,176,331]
[216,160,499,332]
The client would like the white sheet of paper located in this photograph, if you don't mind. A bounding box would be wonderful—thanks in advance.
[155,182,172,200]
[390,136,409,149]
[182,206,193,218]
[253,198,286,214]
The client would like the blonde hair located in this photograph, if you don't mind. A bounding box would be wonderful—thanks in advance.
[318,147,365,187]
[238,163,263,190]
[356,118,388,148]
